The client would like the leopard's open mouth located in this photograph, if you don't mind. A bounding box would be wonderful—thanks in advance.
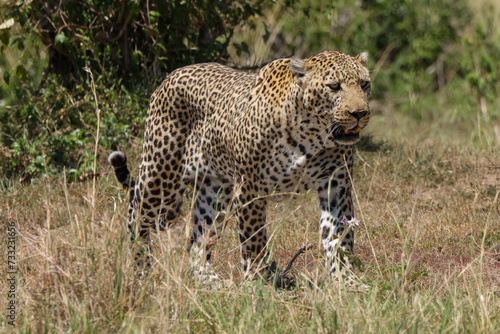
[327,121,363,145]
[332,125,361,145]
[344,126,361,135]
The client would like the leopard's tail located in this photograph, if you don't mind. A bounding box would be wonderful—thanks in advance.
[108,151,135,200]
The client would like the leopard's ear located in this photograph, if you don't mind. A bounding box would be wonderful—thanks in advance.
[290,58,311,87]
[356,52,368,67]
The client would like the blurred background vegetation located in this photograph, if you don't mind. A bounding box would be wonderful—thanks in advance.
[0,0,499,182]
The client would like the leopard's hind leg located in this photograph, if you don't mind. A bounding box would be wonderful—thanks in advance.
[188,176,233,280]
[110,97,192,271]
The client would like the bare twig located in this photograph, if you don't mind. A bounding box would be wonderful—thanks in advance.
[485,157,500,169]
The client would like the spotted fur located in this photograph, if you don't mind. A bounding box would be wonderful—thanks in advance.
[109,51,371,283]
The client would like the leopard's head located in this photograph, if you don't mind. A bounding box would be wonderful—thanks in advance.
[290,51,371,146]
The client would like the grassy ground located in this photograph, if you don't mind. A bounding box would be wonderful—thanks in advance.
[0,92,499,332]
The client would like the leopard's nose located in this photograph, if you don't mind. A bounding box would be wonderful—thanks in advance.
[349,110,368,120]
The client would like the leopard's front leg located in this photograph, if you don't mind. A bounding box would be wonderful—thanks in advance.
[188,176,232,282]
[309,148,358,285]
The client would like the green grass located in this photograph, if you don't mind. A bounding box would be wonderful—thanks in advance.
[1,96,498,332]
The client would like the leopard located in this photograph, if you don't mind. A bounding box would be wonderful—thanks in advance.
[108,50,371,285]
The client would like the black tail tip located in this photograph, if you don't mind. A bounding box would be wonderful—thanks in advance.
[108,151,127,168]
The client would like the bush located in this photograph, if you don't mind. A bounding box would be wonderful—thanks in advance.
[240,0,472,96]
[0,0,265,180]
[22,0,264,88]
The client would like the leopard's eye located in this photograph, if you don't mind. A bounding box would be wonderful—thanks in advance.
[326,82,341,92]
[360,80,370,91]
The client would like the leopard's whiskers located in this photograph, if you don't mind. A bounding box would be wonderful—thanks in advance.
[325,122,343,140]
[316,122,336,140]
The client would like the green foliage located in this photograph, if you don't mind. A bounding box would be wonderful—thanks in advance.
[18,0,264,87]
[0,0,265,180]
[0,73,144,180]
[459,7,500,104]
[265,0,472,95]
[0,3,45,105]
